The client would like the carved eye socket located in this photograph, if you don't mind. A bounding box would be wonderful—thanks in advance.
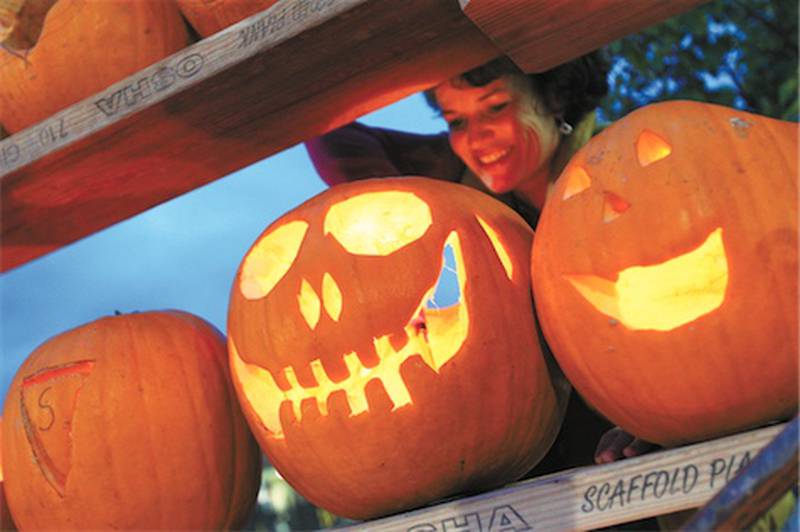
[240,220,309,300]
[637,129,672,167]
[475,215,513,280]
[562,165,592,200]
[324,191,432,255]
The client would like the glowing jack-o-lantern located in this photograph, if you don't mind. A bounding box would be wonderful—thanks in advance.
[228,177,566,520]
[532,101,798,446]
[1,311,261,530]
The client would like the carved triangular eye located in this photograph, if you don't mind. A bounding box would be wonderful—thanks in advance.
[637,129,672,167]
[240,220,308,300]
[324,191,431,255]
[561,165,591,200]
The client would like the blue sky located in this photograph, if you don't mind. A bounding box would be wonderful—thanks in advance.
[0,93,447,407]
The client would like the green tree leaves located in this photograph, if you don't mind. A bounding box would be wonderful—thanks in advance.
[602,0,798,122]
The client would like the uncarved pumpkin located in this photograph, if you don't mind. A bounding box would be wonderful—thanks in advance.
[2,310,261,530]
[532,100,798,446]
[0,0,190,132]
[0,418,16,531]
[228,177,567,520]
[177,0,278,38]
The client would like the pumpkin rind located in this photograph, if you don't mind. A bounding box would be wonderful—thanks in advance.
[228,177,566,519]
[0,418,15,531]
[2,310,261,530]
[532,100,799,446]
[177,0,279,38]
[0,0,190,132]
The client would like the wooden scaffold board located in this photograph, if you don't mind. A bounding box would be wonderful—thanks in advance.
[342,422,787,531]
[0,0,706,272]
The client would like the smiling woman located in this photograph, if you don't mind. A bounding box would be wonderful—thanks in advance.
[304,50,623,478]
[306,51,608,226]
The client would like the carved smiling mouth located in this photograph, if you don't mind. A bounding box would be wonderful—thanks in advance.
[231,232,469,439]
[564,228,729,331]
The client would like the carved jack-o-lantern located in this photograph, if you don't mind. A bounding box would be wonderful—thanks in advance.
[228,177,565,519]
[532,101,798,446]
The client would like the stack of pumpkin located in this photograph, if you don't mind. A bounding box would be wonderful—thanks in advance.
[0,0,276,134]
[1,1,797,523]
[224,101,798,520]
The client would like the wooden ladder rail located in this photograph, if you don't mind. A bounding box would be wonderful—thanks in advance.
[680,415,798,531]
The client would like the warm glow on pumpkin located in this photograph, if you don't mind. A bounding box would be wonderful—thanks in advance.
[476,216,513,280]
[564,228,727,331]
[298,279,321,330]
[230,232,469,439]
[241,220,309,300]
[562,165,592,199]
[324,192,432,255]
[636,129,672,167]
[322,273,342,321]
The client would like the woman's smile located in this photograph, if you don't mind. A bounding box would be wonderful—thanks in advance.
[477,147,511,165]
[434,75,559,198]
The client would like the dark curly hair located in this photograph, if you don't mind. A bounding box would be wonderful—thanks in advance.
[424,50,609,128]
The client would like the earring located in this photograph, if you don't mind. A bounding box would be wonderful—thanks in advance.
[557,117,573,135]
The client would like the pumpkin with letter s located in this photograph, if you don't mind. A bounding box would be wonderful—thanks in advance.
[228,177,566,520]
[531,100,798,446]
[0,0,190,132]
[2,310,261,530]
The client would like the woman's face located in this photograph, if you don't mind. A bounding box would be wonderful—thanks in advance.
[434,75,560,194]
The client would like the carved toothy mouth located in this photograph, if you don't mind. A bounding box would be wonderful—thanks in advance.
[563,228,728,331]
[231,232,469,439]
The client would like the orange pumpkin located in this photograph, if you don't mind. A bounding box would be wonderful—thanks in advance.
[0,418,16,531]
[228,177,566,519]
[177,0,278,38]
[0,0,190,132]
[2,310,261,529]
[532,101,798,446]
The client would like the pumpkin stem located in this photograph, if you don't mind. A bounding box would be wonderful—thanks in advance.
[0,0,57,52]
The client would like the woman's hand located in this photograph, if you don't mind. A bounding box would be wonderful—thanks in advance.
[594,426,657,464]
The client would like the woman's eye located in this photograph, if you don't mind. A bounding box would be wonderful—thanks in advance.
[447,118,465,130]
[489,102,509,113]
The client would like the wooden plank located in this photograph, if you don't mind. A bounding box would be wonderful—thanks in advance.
[680,416,798,531]
[0,1,705,272]
[460,0,711,73]
[0,0,499,272]
[344,423,786,531]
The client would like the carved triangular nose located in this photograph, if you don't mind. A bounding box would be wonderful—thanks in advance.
[603,191,631,223]
[298,273,342,330]
[298,278,321,330]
